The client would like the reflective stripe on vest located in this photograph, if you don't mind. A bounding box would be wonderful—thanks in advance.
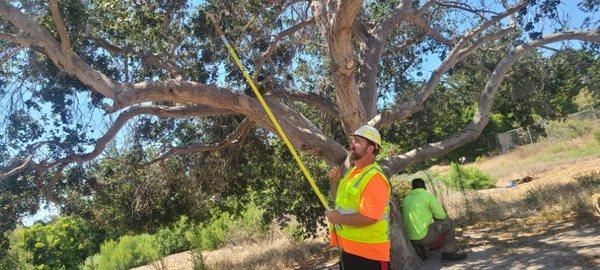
[332,162,390,244]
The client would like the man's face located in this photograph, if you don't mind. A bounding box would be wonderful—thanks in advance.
[350,136,373,160]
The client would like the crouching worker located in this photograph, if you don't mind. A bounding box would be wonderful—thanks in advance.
[402,178,466,262]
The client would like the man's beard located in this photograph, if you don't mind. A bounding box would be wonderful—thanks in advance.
[350,148,366,160]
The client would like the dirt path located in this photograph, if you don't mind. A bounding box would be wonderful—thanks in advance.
[419,157,600,269]
[421,215,600,269]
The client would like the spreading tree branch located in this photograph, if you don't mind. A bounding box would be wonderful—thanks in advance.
[434,1,500,19]
[1,156,32,179]
[266,81,340,119]
[0,105,237,180]
[253,18,315,80]
[380,29,600,176]
[144,118,255,165]
[0,1,121,99]
[89,36,185,77]
[369,4,523,129]
[0,2,120,99]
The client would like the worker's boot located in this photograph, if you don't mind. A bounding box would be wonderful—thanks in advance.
[414,246,428,261]
[441,252,467,262]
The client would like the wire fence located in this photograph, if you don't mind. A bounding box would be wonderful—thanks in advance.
[495,106,600,153]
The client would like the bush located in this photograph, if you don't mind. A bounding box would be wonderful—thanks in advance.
[222,202,269,245]
[155,216,193,255]
[184,203,269,251]
[281,217,304,242]
[594,129,600,145]
[185,214,228,251]
[81,254,99,270]
[441,163,496,190]
[93,234,161,270]
[12,217,105,269]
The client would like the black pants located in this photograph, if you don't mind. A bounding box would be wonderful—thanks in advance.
[339,251,387,270]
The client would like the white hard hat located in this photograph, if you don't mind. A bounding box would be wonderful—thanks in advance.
[351,125,381,147]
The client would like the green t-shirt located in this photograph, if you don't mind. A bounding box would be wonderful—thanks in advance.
[402,188,447,240]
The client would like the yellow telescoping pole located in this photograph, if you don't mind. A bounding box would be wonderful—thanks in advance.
[208,15,330,210]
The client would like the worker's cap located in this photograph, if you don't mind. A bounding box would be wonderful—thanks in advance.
[351,125,381,147]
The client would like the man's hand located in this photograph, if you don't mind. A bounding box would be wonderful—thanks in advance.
[328,166,342,198]
[325,209,342,224]
[328,166,341,182]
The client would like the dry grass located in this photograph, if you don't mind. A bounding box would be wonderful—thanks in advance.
[471,135,600,185]
[414,134,600,225]
[203,238,337,270]
[133,231,339,270]
[434,158,600,225]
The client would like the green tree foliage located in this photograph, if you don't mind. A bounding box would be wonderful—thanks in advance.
[11,217,106,269]
[92,234,161,270]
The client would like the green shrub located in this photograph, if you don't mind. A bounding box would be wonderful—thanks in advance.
[81,254,99,270]
[93,234,161,270]
[441,163,496,190]
[184,214,228,251]
[155,216,193,255]
[223,202,269,245]
[183,225,209,270]
[13,217,105,269]
[189,248,207,270]
[281,217,304,242]
[184,203,269,251]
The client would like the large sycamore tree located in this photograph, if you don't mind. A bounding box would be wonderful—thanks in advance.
[0,0,598,268]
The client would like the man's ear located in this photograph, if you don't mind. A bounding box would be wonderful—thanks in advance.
[368,144,376,155]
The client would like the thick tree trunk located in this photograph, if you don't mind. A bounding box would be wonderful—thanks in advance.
[389,201,423,270]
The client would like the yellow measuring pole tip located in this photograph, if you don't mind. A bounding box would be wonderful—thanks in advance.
[209,15,330,210]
